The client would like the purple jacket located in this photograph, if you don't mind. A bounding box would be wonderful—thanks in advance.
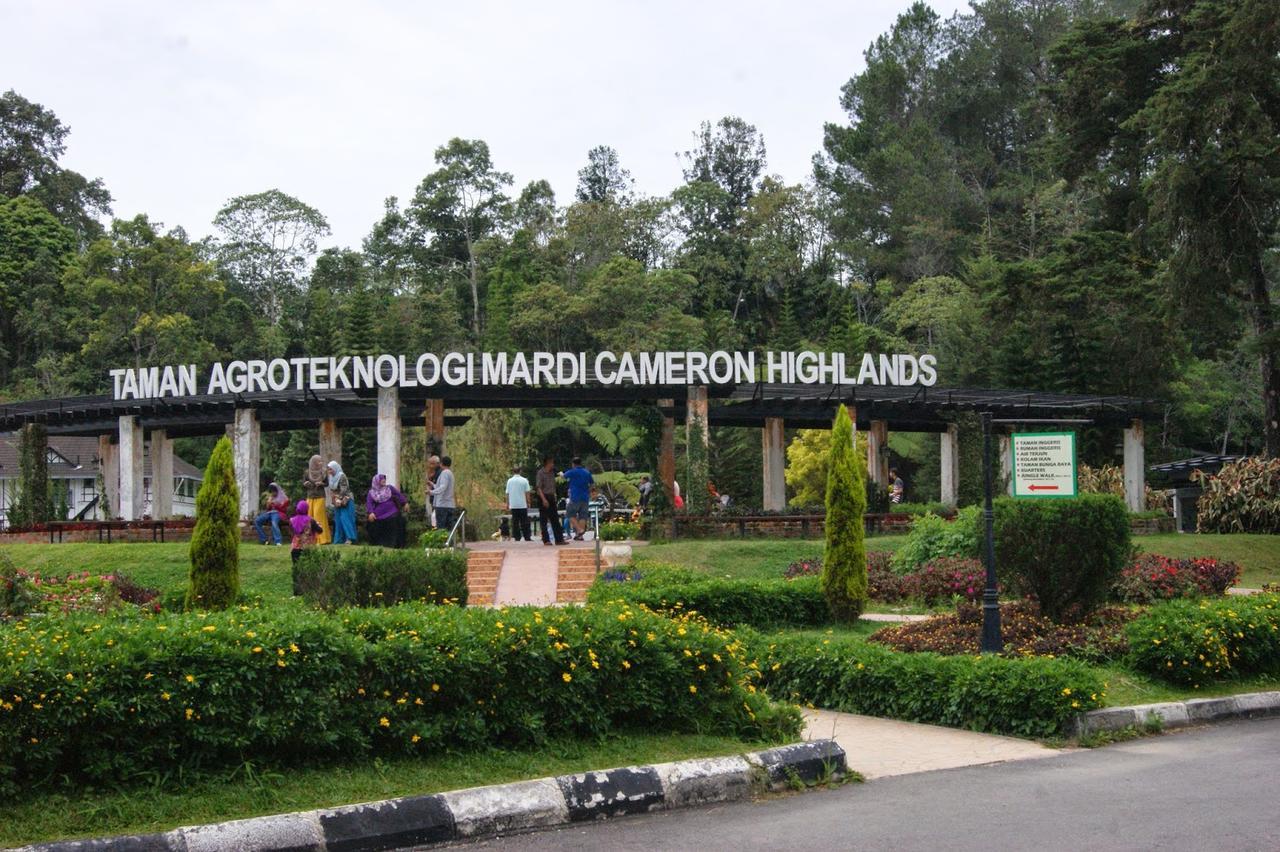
[367,485,407,520]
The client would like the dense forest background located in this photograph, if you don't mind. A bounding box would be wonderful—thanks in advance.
[2,0,1276,511]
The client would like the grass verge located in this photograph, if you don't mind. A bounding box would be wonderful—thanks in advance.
[0,732,760,847]
[0,542,293,600]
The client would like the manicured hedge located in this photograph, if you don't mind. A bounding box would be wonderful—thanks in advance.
[753,630,1105,738]
[978,495,1130,622]
[587,565,829,627]
[1125,594,1280,686]
[0,601,798,798]
[292,546,469,608]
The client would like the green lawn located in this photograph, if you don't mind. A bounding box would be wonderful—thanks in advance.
[0,542,293,600]
[0,732,757,847]
[643,533,1280,589]
[642,536,905,581]
[1136,533,1280,589]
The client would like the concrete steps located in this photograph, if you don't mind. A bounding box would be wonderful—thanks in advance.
[556,549,599,603]
[466,551,505,606]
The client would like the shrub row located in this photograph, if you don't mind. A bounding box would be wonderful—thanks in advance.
[292,546,469,608]
[0,601,799,798]
[588,564,829,627]
[751,630,1105,738]
[1125,594,1280,686]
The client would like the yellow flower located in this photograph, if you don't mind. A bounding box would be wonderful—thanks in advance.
[411,734,421,744]
[1061,688,1071,696]
[562,672,573,683]
[161,692,171,701]
[185,708,194,720]
[201,625,216,633]
[64,673,74,682]
[185,674,195,683]
[379,717,390,727]
[252,646,263,654]
[289,643,300,653]
[415,697,424,705]
[688,685,697,694]
[622,660,631,669]
[431,683,440,692]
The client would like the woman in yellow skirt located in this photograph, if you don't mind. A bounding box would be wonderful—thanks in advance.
[302,454,333,544]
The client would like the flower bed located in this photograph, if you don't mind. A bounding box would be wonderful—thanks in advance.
[1112,554,1240,603]
[868,600,1134,662]
[752,629,1105,738]
[1,556,160,617]
[0,601,799,798]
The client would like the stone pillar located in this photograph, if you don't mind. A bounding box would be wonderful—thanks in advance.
[150,429,174,519]
[233,407,261,521]
[97,434,119,519]
[118,415,145,521]
[999,433,1013,496]
[658,398,676,505]
[424,399,445,457]
[762,417,786,512]
[867,419,889,488]
[1124,418,1145,512]
[319,418,342,467]
[940,424,960,508]
[686,385,711,512]
[376,386,402,488]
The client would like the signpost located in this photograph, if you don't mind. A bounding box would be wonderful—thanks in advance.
[1011,432,1077,499]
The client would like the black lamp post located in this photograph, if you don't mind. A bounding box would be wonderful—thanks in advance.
[980,412,1002,653]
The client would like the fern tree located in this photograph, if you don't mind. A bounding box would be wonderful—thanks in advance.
[821,405,867,621]
[187,436,240,610]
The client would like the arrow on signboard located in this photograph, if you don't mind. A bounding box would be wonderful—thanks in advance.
[1028,484,1060,492]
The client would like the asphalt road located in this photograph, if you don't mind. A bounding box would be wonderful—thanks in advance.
[444,718,1280,852]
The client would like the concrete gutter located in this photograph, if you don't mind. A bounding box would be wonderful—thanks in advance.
[16,740,846,852]
[1074,689,1280,737]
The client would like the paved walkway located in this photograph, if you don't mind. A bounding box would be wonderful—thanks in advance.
[476,541,562,606]
[802,708,1060,779]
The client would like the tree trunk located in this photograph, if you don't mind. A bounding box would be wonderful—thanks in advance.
[1249,257,1280,457]
[466,232,481,336]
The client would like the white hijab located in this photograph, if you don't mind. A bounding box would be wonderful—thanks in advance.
[326,460,344,490]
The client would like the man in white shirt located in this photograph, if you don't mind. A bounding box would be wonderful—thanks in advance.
[504,465,533,542]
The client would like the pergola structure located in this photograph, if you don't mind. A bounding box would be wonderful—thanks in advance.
[0,379,1157,521]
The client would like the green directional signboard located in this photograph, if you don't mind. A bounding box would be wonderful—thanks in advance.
[1011,432,1077,498]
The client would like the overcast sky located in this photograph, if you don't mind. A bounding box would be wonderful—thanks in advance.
[4,0,968,249]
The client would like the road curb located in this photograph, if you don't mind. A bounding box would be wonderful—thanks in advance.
[1073,689,1280,737]
[16,740,846,852]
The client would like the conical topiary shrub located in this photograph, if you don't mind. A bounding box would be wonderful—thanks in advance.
[187,436,240,610]
[821,405,868,621]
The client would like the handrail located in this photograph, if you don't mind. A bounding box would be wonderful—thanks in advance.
[593,506,602,574]
[446,509,467,550]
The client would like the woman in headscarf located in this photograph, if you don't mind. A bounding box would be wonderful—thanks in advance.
[327,461,357,544]
[366,473,409,548]
[302,454,332,545]
[253,482,291,545]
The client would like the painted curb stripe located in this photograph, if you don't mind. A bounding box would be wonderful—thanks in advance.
[1075,689,1280,736]
[18,740,846,852]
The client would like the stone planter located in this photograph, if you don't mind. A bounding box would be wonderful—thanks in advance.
[600,542,634,566]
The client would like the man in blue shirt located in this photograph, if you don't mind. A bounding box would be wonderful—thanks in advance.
[562,457,594,541]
